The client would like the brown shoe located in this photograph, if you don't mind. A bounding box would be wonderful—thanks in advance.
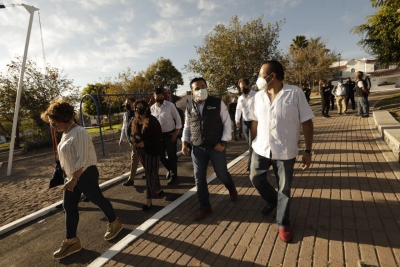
[229,188,238,202]
[193,206,212,221]
[53,237,82,259]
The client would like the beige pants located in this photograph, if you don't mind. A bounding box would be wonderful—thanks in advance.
[128,143,140,181]
[336,95,347,114]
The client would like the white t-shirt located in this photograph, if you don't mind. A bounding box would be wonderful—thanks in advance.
[252,84,315,160]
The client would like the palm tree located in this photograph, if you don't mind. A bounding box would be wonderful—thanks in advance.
[290,35,308,50]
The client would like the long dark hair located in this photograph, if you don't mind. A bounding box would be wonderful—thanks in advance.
[131,100,151,136]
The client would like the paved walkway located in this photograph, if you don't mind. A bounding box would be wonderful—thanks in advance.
[94,111,400,267]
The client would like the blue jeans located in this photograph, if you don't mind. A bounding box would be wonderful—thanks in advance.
[357,96,369,116]
[250,152,295,227]
[63,166,116,239]
[192,145,236,208]
[242,120,253,168]
[160,132,178,177]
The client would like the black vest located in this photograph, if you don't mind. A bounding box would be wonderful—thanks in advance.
[186,96,223,147]
[355,80,367,97]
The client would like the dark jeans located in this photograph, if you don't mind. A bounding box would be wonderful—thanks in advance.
[321,97,330,116]
[242,120,253,168]
[330,95,335,110]
[63,166,116,239]
[192,145,236,208]
[357,96,369,116]
[231,118,242,140]
[346,95,355,110]
[160,131,178,177]
[250,152,295,227]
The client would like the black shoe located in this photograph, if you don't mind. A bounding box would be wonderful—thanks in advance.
[326,115,330,118]
[142,204,152,211]
[362,115,369,118]
[142,175,146,179]
[261,204,277,216]
[122,180,134,186]
[82,195,90,202]
[157,189,164,197]
[167,176,177,186]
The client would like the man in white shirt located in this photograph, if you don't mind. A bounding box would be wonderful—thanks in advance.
[181,77,238,221]
[151,88,182,185]
[251,60,314,242]
[235,78,256,171]
[332,79,348,115]
[119,97,139,186]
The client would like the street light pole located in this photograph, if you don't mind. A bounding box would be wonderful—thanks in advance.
[5,3,39,176]
[338,53,341,77]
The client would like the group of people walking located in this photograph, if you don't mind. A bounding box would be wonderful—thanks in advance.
[43,60,316,260]
[320,71,370,118]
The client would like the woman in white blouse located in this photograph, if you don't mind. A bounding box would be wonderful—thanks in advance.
[41,99,122,260]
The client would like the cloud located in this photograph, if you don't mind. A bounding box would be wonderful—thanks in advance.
[91,15,108,30]
[154,1,182,18]
[264,0,302,15]
[340,13,353,24]
[119,7,134,22]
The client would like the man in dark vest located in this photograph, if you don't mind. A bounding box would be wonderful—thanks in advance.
[181,77,238,221]
[354,71,370,117]
[345,77,355,110]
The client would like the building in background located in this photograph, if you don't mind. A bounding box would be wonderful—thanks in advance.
[330,58,400,90]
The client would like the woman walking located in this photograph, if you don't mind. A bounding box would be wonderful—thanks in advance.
[130,100,163,210]
[41,99,122,260]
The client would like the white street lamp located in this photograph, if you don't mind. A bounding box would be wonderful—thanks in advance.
[1,3,39,176]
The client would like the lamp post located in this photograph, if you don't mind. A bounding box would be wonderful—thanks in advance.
[3,3,39,176]
[338,53,341,77]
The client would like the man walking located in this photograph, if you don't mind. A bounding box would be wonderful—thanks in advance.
[332,79,348,115]
[119,97,139,186]
[236,78,256,171]
[354,71,370,117]
[250,60,314,242]
[182,77,238,221]
[151,88,182,185]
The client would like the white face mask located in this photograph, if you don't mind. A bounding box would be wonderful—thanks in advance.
[256,73,273,90]
[194,88,208,101]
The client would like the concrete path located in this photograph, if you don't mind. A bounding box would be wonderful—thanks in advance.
[97,109,400,267]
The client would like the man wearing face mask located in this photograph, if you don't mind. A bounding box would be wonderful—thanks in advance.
[251,60,314,242]
[235,78,257,171]
[150,88,182,185]
[119,97,139,186]
[181,77,238,221]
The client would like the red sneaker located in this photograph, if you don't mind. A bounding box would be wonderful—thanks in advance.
[279,227,293,242]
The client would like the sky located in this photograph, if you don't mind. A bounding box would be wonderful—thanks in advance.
[0,0,377,96]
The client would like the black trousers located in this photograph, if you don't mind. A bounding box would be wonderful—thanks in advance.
[322,97,330,116]
[346,95,355,110]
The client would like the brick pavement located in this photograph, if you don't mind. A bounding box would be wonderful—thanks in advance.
[100,112,400,267]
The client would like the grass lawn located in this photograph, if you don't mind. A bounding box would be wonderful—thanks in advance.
[374,93,400,122]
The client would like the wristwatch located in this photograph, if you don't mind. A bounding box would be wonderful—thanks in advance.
[220,141,227,146]
[304,149,312,155]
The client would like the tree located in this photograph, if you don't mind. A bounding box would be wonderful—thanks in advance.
[81,83,110,116]
[184,15,283,97]
[0,56,80,148]
[144,57,184,101]
[371,0,399,7]
[290,35,308,50]
[351,4,400,65]
[283,37,337,87]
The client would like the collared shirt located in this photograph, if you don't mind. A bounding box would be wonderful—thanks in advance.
[58,126,97,177]
[150,100,182,133]
[252,84,315,160]
[235,90,256,122]
[182,100,231,143]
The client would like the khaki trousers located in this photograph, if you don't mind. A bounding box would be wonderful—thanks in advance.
[336,95,347,114]
[127,143,140,181]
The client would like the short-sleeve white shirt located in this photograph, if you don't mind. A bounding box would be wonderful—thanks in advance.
[252,84,315,160]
